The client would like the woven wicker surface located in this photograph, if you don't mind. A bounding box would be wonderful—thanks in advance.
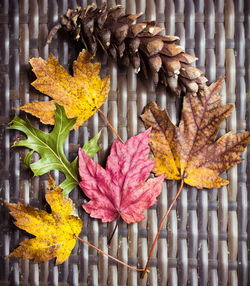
[0,0,249,285]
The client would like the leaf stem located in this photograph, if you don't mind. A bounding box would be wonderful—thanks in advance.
[76,235,148,273]
[97,108,125,144]
[108,214,120,246]
[141,179,184,278]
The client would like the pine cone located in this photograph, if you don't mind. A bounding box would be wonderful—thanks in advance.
[47,3,208,95]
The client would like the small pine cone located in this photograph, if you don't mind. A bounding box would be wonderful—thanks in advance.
[47,3,208,95]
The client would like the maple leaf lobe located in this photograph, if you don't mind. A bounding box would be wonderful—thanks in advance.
[78,129,164,224]
[16,100,56,125]
[5,175,82,265]
[141,78,250,189]
[141,102,180,180]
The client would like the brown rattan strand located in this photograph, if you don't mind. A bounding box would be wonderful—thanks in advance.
[0,0,249,285]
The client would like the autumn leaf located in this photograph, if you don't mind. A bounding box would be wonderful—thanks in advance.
[9,104,101,195]
[5,176,148,273]
[78,129,164,224]
[140,78,250,277]
[18,49,110,129]
[141,78,250,189]
[5,175,82,265]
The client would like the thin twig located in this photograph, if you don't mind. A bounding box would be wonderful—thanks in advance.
[141,179,184,278]
[97,108,124,144]
[76,235,148,273]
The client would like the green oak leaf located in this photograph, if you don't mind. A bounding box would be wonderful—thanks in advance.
[9,103,101,195]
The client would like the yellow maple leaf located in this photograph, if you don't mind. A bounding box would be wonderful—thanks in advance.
[141,78,250,189]
[18,50,110,129]
[5,175,82,265]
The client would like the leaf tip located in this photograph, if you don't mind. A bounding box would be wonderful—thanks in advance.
[96,129,102,139]
[143,127,152,138]
[4,200,10,208]
[47,174,56,190]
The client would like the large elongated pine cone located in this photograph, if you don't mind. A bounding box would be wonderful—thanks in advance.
[47,3,208,95]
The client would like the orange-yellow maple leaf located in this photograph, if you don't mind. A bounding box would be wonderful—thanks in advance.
[18,50,110,129]
[5,175,82,265]
[141,78,250,189]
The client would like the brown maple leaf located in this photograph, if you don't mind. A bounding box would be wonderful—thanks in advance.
[18,50,110,129]
[141,78,250,189]
[140,77,250,278]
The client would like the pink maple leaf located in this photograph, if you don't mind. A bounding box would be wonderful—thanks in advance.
[78,128,164,224]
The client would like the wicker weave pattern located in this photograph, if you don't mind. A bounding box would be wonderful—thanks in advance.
[0,0,249,285]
